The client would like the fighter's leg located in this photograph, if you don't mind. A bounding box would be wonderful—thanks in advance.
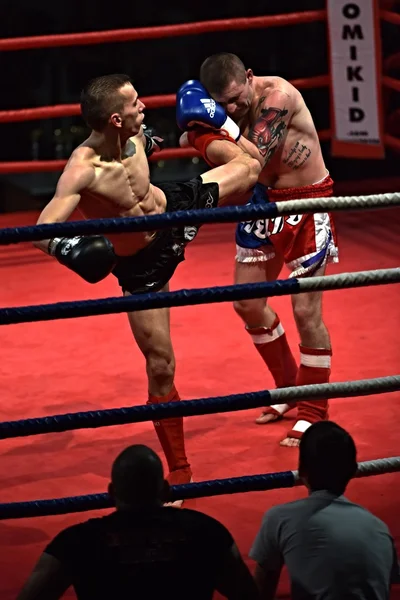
[199,139,261,203]
[280,264,332,447]
[126,285,192,493]
[233,254,298,424]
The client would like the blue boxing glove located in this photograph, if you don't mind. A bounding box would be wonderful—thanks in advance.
[177,80,206,101]
[176,80,241,141]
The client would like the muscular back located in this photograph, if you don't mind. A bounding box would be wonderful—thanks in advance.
[240,76,327,189]
[43,129,167,256]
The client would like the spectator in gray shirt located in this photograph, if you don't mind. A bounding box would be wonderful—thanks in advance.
[250,421,399,600]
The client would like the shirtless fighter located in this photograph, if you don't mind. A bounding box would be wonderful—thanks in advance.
[181,54,338,447]
[33,73,261,495]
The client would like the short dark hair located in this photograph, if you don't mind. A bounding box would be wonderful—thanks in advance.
[200,53,247,95]
[80,73,132,131]
[299,421,358,495]
[111,444,164,505]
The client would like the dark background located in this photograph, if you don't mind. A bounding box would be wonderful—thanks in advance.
[0,0,399,211]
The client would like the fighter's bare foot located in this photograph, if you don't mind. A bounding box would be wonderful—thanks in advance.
[255,403,291,425]
[279,436,301,447]
[280,419,312,448]
[164,498,184,509]
[164,469,193,508]
[255,411,281,424]
[164,478,193,509]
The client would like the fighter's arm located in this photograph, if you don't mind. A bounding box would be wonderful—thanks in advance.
[179,132,260,167]
[34,163,116,284]
[180,131,261,167]
[34,165,95,253]
[248,90,293,165]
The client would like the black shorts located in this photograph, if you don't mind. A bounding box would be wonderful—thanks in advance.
[112,176,219,295]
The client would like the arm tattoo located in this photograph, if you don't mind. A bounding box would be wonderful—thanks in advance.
[249,106,288,162]
[283,141,312,169]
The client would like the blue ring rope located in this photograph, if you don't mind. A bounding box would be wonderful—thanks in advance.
[0,204,280,245]
[0,197,391,245]
[2,269,400,326]
[2,376,398,440]
[0,391,273,439]
[0,202,397,519]
[0,279,300,325]
[0,472,296,520]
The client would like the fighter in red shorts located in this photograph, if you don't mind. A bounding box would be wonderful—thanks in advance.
[179,54,339,447]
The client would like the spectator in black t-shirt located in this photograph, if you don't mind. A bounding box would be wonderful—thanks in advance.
[17,444,259,600]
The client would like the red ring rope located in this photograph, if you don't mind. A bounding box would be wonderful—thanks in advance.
[0,9,397,175]
[0,131,332,174]
[0,76,330,124]
[0,12,326,52]
[0,9,396,53]
[380,10,400,25]
[0,96,175,124]
[1,131,396,175]
[0,73,397,125]
[384,134,400,153]
[382,76,400,93]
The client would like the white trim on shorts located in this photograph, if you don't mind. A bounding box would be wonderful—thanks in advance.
[235,246,275,263]
[287,212,339,278]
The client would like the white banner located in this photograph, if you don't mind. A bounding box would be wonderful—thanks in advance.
[327,0,384,158]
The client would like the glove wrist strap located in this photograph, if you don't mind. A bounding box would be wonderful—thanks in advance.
[144,133,155,157]
[221,116,240,141]
[48,238,62,256]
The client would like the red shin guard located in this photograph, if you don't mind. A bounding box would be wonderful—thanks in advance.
[147,386,191,484]
[296,345,332,424]
[187,128,237,167]
[247,315,298,388]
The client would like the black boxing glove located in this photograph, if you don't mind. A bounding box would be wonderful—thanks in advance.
[143,124,164,157]
[48,236,117,284]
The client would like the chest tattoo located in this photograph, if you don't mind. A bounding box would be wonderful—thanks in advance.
[123,139,137,158]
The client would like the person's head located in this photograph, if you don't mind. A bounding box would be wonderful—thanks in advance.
[200,53,254,120]
[108,444,168,509]
[80,74,145,137]
[298,421,358,496]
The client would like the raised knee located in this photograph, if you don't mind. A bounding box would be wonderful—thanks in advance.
[146,353,175,385]
[247,156,262,186]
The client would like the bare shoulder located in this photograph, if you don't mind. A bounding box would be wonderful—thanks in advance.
[259,80,291,104]
[257,77,302,117]
[273,77,305,108]
[267,76,295,95]
[63,149,96,188]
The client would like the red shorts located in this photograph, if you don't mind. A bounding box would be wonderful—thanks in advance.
[235,174,339,277]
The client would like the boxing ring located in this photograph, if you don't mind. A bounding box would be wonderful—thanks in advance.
[0,8,400,599]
